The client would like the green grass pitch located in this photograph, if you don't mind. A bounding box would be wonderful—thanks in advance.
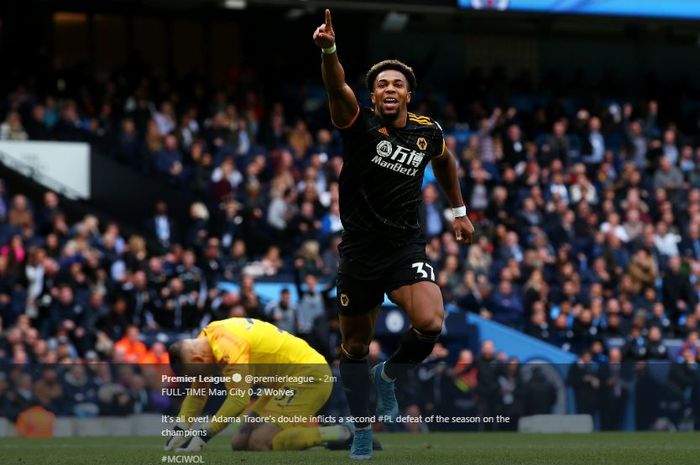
[2,432,699,465]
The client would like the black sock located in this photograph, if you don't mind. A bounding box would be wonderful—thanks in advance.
[384,327,440,380]
[339,345,371,429]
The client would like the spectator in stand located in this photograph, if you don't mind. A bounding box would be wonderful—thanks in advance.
[141,341,170,365]
[654,157,684,194]
[154,134,185,186]
[580,115,605,171]
[25,105,50,141]
[497,357,523,429]
[568,350,601,421]
[53,101,89,142]
[662,128,679,165]
[320,201,343,237]
[667,347,698,428]
[600,347,631,430]
[490,279,524,328]
[185,202,210,250]
[62,365,99,417]
[114,118,142,168]
[0,111,28,141]
[211,156,243,205]
[627,248,657,295]
[541,119,571,166]
[624,118,649,171]
[154,101,176,136]
[569,168,598,205]
[293,261,333,357]
[521,366,556,416]
[7,194,33,232]
[663,256,696,320]
[678,330,699,361]
[239,274,264,320]
[645,326,669,360]
[121,270,158,328]
[502,123,526,169]
[288,120,313,159]
[680,221,700,261]
[418,183,446,240]
[113,325,147,364]
[265,288,296,334]
[477,107,501,166]
[157,277,198,330]
[267,187,297,239]
[476,340,500,430]
[33,367,64,414]
[146,201,177,253]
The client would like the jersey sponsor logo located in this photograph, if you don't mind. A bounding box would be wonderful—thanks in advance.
[417,137,428,151]
[373,140,426,176]
[376,140,393,157]
[340,293,350,307]
[378,127,389,137]
[371,155,419,176]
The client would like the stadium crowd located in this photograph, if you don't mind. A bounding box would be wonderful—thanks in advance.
[0,62,699,431]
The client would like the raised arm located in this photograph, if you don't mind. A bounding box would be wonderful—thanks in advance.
[313,9,359,128]
[431,147,475,245]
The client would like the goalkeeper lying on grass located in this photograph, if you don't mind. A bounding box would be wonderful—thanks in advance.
[164,317,379,452]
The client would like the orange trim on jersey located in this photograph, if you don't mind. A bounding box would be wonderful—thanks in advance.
[332,106,360,129]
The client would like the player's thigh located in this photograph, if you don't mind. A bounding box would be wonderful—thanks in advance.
[388,281,444,332]
[386,252,444,332]
[336,273,383,352]
[247,423,282,451]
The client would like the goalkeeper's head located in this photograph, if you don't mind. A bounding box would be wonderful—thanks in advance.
[168,337,216,376]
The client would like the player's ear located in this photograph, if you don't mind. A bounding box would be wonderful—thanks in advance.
[407,91,412,103]
[370,91,376,105]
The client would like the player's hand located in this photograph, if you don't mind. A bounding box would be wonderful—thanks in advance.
[313,9,335,49]
[176,431,211,452]
[164,422,190,451]
[453,216,475,245]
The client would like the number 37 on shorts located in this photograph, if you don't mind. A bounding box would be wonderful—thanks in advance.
[411,262,435,281]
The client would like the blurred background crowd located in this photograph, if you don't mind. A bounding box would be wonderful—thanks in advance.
[1,2,699,433]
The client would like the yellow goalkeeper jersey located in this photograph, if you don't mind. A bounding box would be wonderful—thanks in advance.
[177,318,329,431]
[201,317,326,366]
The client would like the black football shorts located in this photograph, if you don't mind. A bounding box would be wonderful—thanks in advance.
[336,241,437,316]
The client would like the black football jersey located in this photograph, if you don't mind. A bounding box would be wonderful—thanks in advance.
[337,107,445,259]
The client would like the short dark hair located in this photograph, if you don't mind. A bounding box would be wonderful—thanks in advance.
[168,340,186,375]
[365,59,417,92]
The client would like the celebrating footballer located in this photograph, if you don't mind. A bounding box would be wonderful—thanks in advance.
[313,8,475,460]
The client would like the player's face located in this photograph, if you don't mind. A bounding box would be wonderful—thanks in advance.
[371,69,411,121]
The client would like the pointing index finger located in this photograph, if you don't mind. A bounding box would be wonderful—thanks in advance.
[325,9,332,29]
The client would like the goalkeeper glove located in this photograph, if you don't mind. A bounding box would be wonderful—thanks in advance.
[176,429,212,452]
[164,422,190,451]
